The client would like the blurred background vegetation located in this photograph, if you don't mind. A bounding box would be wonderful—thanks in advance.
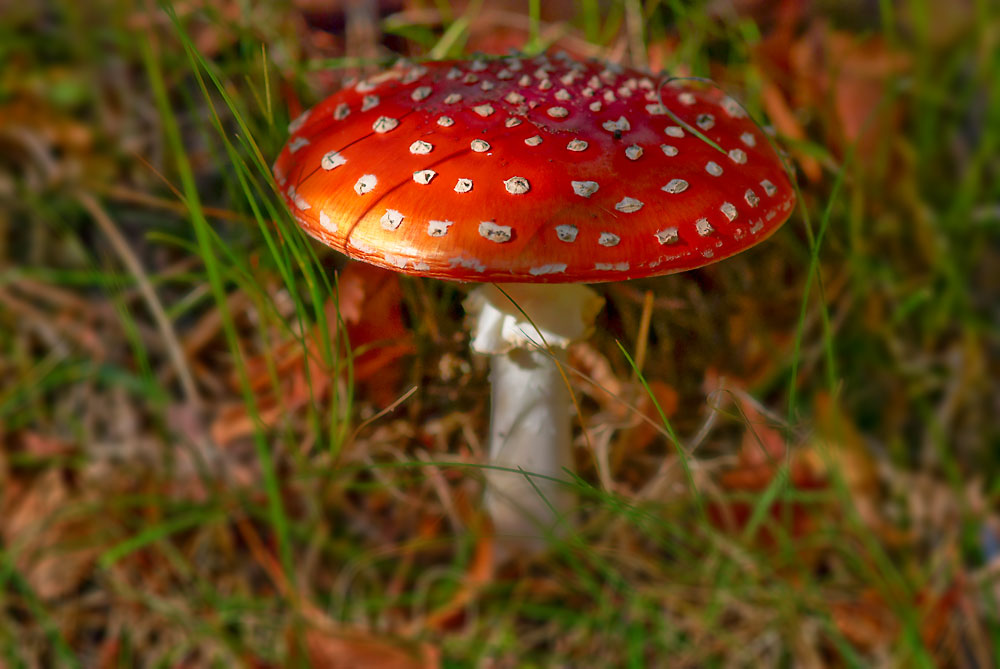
[0,0,998,666]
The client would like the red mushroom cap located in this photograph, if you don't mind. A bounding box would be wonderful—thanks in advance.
[273,53,796,283]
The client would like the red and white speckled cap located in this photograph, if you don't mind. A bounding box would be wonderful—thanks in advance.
[272,53,796,283]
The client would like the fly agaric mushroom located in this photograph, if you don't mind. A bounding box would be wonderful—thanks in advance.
[273,53,796,552]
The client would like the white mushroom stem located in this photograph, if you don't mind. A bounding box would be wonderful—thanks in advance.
[464,283,604,554]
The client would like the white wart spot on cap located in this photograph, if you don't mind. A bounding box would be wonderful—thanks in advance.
[598,232,621,246]
[409,140,433,155]
[454,178,473,193]
[567,139,588,152]
[655,227,679,245]
[538,79,553,91]
[446,67,461,80]
[413,169,437,185]
[287,109,310,134]
[695,218,714,236]
[555,224,578,242]
[372,116,398,133]
[380,209,404,230]
[625,144,643,160]
[480,80,495,91]
[321,150,347,170]
[473,104,495,117]
[504,176,530,194]
[720,202,737,221]
[334,103,350,120]
[288,137,310,153]
[384,253,409,270]
[595,262,629,271]
[505,91,525,104]
[660,144,678,157]
[462,73,478,84]
[750,219,765,234]
[728,148,747,164]
[547,106,569,118]
[722,96,746,118]
[603,90,617,103]
[410,86,432,102]
[497,68,513,80]
[696,113,715,130]
[319,210,335,232]
[479,221,512,243]
[401,65,427,84]
[518,74,532,87]
[744,188,760,207]
[589,101,602,112]
[740,132,757,147]
[661,178,688,194]
[470,59,487,72]
[602,116,631,133]
[664,125,685,138]
[427,220,453,237]
[505,117,522,128]
[444,93,462,104]
[470,139,490,153]
[760,179,777,196]
[705,161,723,176]
[645,103,668,115]
[571,180,599,198]
[615,197,643,213]
[529,264,568,276]
[678,92,696,105]
[354,174,377,195]
[361,95,380,111]
[525,135,543,146]
[555,89,571,101]
[289,185,310,210]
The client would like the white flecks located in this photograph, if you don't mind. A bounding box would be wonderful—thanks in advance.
[413,169,437,185]
[351,238,376,254]
[446,67,462,80]
[449,256,486,272]
[529,264,568,276]
[664,125,685,138]
[617,86,633,98]
[361,95,380,112]
[598,232,621,246]
[603,90,617,103]
[567,139,588,152]
[625,144,643,160]
[470,59,488,72]
[480,80,495,91]
[744,188,760,207]
[728,148,748,164]
[409,140,433,155]
[427,220,453,237]
[505,91,525,104]
[497,68,514,80]
[645,90,658,102]
[655,227,679,245]
[505,58,523,72]
[524,135,543,146]
[319,210,335,232]
[538,79,553,91]
[318,149,347,172]
[571,180,599,198]
[518,74,532,87]
[288,137,310,153]
[380,209,404,230]
[702,249,715,258]
[454,178,473,193]
[740,131,757,147]
[287,109,310,134]
[582,87,594,97]
[720,202,737,221]
[384,254,409,269]
[639,77,654,89]
[589,101,602,112]
[401,65,427,84]
[760,179,777,196]
[750,219,765,234]
[696,113,715,130]
[587,75,601,89]
[473,103,495,117]
[470,139,491,153]
[547,106,569,118]
[479,221,512,243]
[355,80,376,93]
[602,116,631,133]
[289,185,310,210]
[462,73,478,85]
[504,176,530,194]
[410,86,432,102]
[437,116,454,127]
[555,88,571,101]
[505,117,523,128]
[705,161,724,176]
[695,218,714,236]
[614,197,643,213]
[722,96,747,118]
[334,103,350,120]
[555,224,578,242]
[660,144,679,157]
[678,92,696,106]
[661,178,688,194]
[766,211,777,221]
[444,93,462,104]
[645,103,668,115]
[354,174,377,195]
[595,262,629,271]
[372,116,398,133]
[734,227,746,240]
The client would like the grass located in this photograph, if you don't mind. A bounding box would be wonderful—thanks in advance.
[1,0,999,665]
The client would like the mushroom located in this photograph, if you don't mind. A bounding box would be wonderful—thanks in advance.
[273,54,796,553]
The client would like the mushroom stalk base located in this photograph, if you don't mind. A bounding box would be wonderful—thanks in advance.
[485,347,573,551]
